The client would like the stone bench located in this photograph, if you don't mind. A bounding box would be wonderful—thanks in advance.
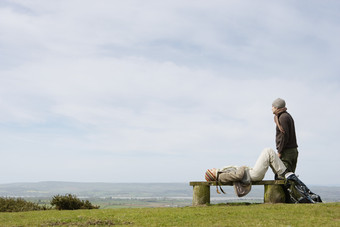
[189,180,285,205]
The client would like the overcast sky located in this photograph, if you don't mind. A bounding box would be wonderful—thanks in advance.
[0,0,339,186]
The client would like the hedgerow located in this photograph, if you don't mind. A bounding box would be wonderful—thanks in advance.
[0,197,49,212]
[50,194,99,210]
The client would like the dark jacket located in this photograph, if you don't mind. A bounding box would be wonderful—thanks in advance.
[276,111,298,153]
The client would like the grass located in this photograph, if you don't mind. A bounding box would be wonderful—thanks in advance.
[88,197,192,209]
[0,203,339,226]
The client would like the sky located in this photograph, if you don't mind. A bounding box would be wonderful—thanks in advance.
[0,0,339,186]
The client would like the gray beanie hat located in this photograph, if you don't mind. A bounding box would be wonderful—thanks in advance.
[272,98,286,108]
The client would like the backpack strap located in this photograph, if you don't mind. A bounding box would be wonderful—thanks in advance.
[215,171,226,194]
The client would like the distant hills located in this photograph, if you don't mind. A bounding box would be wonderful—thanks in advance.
[0,182,193,198]
[0,182,339,202]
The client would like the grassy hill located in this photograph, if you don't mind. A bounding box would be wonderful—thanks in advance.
[0,203,339,226]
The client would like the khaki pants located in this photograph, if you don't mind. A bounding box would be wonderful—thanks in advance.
[249,148,287,181]
[280,148,299,172]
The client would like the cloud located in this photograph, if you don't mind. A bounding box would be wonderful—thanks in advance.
[0,0,339,185]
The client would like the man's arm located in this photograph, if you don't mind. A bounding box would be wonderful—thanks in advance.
[277,114,291,153]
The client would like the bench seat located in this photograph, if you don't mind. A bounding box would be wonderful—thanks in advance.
[189,180,286,205]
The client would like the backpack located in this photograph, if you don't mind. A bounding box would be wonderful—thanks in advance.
[284,173,322,203]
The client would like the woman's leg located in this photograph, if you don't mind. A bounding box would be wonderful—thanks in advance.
[249,148,286,181]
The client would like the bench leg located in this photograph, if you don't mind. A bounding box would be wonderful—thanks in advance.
[264,185,285,203]
[192,185,210,206]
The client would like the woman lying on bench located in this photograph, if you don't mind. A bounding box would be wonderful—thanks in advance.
[205,148,294,196]
[204,148,321,203]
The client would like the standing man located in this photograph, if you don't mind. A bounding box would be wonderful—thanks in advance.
[272,98,299,173]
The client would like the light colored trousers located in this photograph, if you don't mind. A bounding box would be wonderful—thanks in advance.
[249,148,287,181]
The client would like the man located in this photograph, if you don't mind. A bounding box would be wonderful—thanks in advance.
[272,98,298,173]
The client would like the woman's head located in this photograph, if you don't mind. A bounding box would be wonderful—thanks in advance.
[205,168,217,181]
